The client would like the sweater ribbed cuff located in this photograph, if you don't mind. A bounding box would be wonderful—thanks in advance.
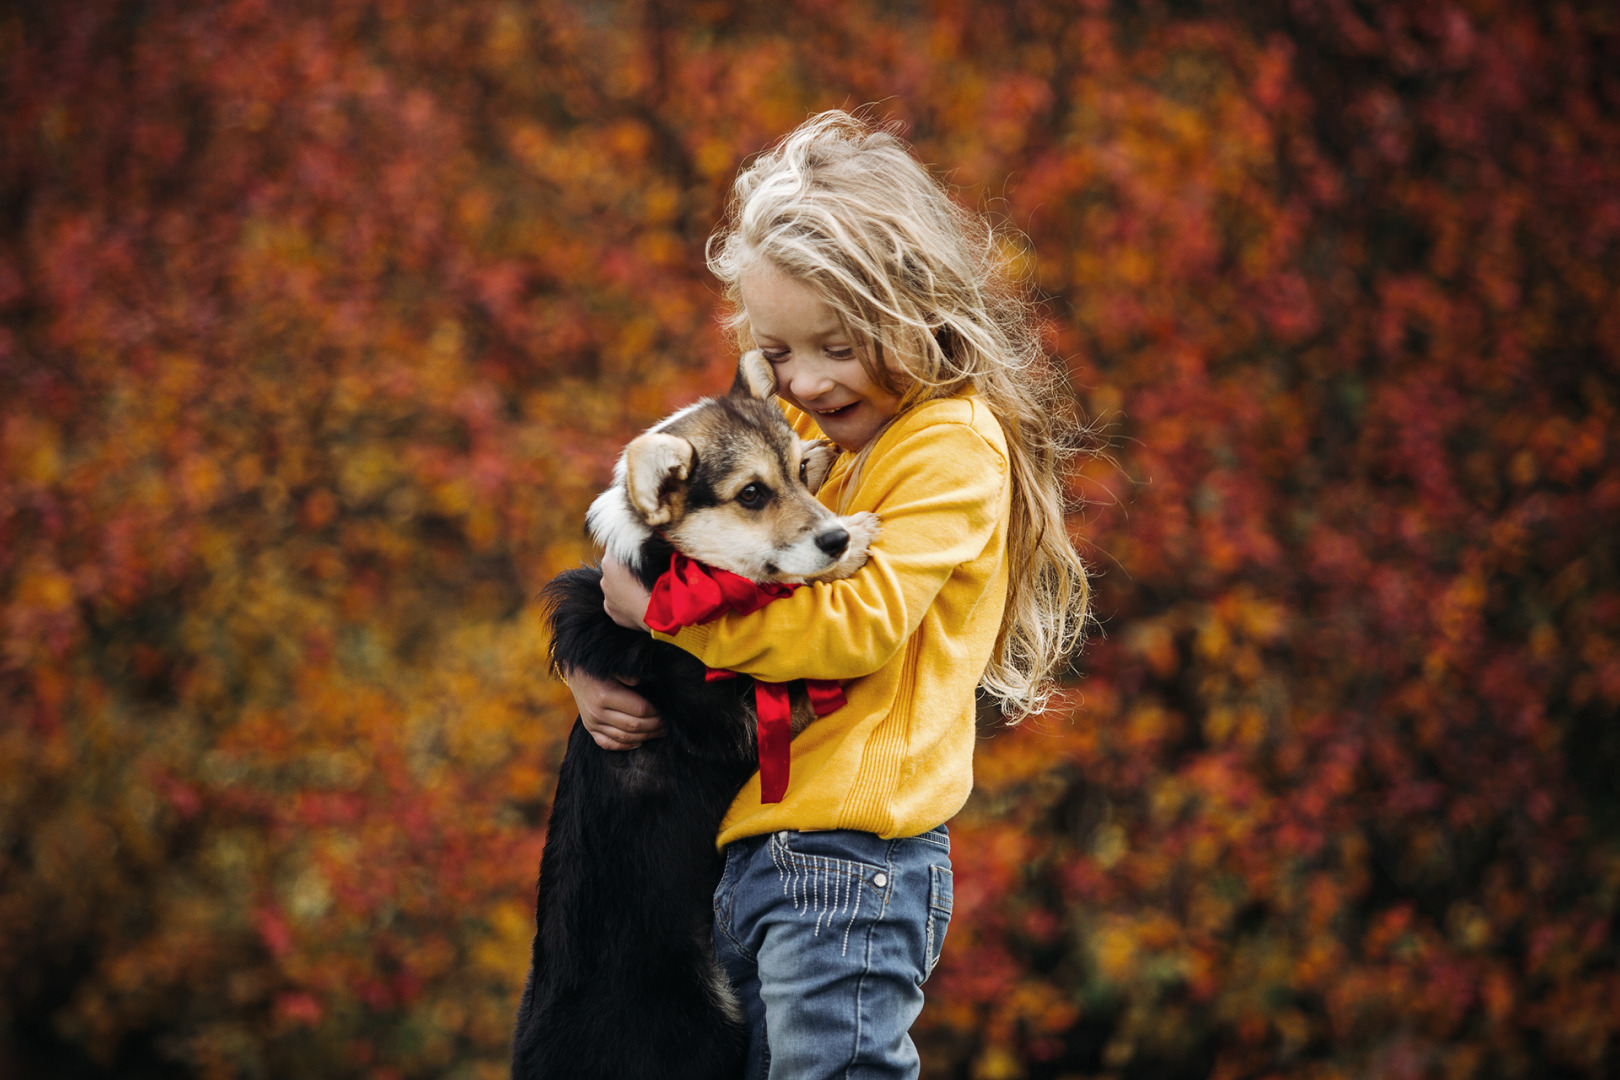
[650,621,714,661]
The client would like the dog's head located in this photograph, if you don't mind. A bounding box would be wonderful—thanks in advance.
[586,351,869,585]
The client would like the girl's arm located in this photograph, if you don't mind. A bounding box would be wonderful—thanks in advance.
[648,416,1008,683]
[601,556,652,632]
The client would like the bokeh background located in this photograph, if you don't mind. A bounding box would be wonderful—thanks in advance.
[2,0,1617,1077]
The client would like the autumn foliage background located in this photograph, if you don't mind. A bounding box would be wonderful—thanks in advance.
[2,0,1617,1077]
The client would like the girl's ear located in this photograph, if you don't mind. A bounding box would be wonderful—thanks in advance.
[623,432,693,526]
[731,349,778,400]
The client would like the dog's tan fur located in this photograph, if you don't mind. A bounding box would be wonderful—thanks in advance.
[590,351,879,587]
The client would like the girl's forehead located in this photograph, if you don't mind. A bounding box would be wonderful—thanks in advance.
[739,265,843,334]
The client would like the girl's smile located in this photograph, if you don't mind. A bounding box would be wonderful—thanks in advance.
[738,262,903,452]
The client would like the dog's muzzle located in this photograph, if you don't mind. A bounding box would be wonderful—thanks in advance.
[815,527,850,558]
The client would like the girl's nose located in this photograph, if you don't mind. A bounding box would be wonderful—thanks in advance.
[787,358,835,401]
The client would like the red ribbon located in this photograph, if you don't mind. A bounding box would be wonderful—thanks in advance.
[645,553,796,633]
[648,552,845,803]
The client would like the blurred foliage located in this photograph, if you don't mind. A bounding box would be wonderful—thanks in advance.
[1,0,1616,1078]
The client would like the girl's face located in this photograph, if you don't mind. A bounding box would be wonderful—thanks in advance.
[739,262,902,453]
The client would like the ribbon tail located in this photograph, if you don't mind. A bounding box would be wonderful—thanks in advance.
[804,679,847,717]
[754,682,793,804]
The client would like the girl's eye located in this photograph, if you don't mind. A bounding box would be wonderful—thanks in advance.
[737,483,769,508]
[761,350,788,364]
[825,346,854,359]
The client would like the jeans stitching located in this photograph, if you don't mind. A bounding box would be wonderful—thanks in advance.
[777,832,884,871]
[924,914,935,983]
[772,834,872,956]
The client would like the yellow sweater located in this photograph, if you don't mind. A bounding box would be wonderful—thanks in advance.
[651,392,1011,847]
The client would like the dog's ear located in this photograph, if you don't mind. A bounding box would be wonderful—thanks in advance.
[730,349,778,401]
[800,439,840,495]
[623,432,694,526]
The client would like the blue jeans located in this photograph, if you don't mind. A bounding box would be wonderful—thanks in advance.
[713,826,953,1080]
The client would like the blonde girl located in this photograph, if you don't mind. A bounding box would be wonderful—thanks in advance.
[574,110,1089,1080]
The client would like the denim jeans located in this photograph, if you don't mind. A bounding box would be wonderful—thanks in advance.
[713,825,953,1080]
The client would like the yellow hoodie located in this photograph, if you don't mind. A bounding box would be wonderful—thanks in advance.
[651,392,1011,847]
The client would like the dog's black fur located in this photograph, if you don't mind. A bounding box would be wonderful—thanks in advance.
[511,354,877,1080]
[510,540,756,1080]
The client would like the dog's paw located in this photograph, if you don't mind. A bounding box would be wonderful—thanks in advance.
[842,511,881,552]
[800,439,841,495]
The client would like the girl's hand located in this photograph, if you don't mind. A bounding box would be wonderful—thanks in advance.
[600,555,652,631]
[564,667,665,750]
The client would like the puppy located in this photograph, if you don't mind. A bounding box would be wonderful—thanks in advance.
[512,351,879,1080]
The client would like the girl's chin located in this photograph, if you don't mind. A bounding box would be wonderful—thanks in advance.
[817,411,883,451]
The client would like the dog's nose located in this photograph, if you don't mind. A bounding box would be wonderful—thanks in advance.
[815,527,850,557]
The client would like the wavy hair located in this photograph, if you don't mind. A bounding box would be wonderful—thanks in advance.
[706,110,1091,718]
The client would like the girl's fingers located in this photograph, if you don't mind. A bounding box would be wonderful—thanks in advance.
[598,682,657,719]
[587,724,640,751]
[563,667,665,748]
[586,709,665,750]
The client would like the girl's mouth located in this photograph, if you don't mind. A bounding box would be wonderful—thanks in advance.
[815,403,855,418]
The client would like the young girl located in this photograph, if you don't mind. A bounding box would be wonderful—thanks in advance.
[570,110,1089,1080]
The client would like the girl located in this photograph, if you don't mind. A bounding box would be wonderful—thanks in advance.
[571,110,1089,1080]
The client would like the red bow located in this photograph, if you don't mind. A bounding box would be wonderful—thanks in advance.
[645,553,796,632]
[646,552,845,803]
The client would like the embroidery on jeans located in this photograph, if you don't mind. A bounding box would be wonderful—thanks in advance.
[771,839,864,955]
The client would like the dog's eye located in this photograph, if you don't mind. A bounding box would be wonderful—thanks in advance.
[737,483,768,509]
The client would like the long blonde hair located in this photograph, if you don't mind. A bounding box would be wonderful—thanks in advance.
[706,110,1091,719]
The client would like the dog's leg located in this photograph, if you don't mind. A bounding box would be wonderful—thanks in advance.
[800,439,841,495]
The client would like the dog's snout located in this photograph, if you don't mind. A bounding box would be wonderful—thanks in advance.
[815,527,850,557]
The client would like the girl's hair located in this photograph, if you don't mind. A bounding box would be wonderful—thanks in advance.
[706,110,1091,719]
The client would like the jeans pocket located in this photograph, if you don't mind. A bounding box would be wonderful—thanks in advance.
[923,863,953,982]
[713,840,749,948]
[770,831,887,953]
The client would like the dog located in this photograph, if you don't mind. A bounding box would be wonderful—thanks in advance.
[512,351,880,1080]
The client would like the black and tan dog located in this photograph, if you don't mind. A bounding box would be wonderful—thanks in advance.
[512,352,878,1080]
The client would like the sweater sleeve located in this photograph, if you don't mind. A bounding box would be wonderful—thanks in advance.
[650,415,1008,682]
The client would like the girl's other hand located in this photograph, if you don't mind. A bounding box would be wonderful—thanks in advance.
[565,668,664,750]
[600,554,653,631]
